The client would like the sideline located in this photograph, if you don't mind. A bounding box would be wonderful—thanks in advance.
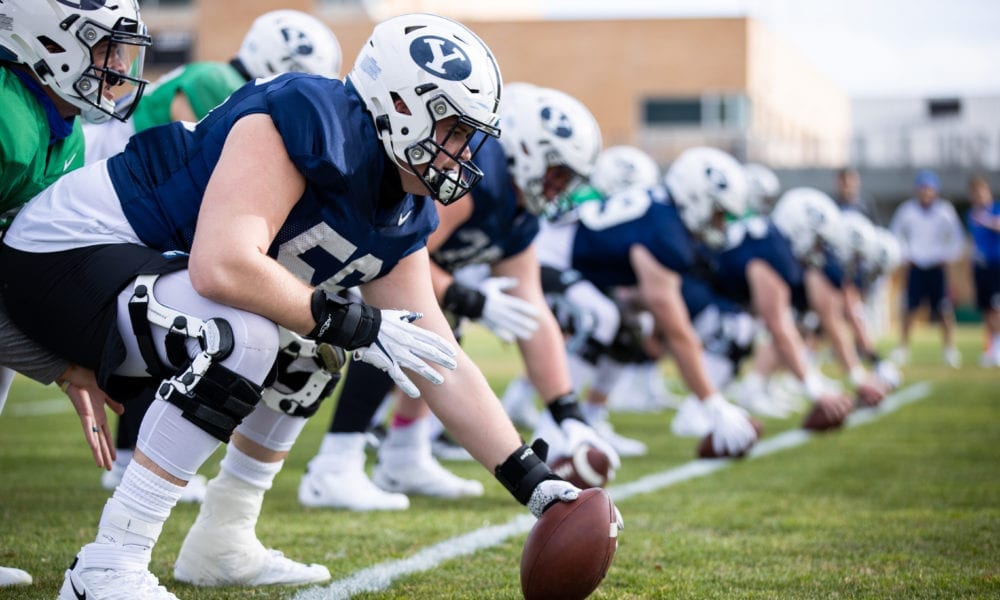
[293,382,932,600]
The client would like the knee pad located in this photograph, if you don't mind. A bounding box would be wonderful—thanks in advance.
[129,274,263,441]
[157,358,263,443]
[261,328,346,418]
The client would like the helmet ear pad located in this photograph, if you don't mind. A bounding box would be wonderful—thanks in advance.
[0,0,152,123]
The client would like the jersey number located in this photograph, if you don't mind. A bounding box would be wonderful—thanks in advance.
[276,222,383,292]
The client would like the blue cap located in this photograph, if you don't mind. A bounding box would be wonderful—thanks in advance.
[914,169,940,190]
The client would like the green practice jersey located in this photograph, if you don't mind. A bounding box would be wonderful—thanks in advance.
[131,61,246,132]
[0,66,85,219]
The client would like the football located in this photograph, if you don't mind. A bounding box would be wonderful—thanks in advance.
[549,443,613,488]
[521,488,619,600]
[696,418,764,458]
[802,395,851,431]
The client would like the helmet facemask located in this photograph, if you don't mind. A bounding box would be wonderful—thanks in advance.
[71,16,150,123]
[400,93,500,205]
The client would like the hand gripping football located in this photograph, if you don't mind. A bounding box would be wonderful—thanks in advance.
[521,488,619,600]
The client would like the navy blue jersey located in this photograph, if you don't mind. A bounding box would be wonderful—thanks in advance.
[106,74,437,292]
[430,135,538,272]
[790,247,845,311]
[707,217,804,307]
[570,185,695,288]
[682,274,744,318]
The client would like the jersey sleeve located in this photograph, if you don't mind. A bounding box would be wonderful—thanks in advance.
[265,76,356,193]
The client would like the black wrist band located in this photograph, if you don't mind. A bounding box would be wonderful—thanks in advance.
[547,392,586,424]
[494,439,555,506]
[442,282,486,319]
[307,289,381,350]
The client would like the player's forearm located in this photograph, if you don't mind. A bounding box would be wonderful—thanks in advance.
[520,314,574,401]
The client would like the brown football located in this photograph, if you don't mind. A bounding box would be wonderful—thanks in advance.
[549,444,612,488]
[521,488,619,600]
[802,397,850,431]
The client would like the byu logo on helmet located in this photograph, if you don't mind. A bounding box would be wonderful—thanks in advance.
[410,36,471,80]
[55,0,108,9]
[282,27,314,56]
[706,166,729,192]
[540,106,573,138]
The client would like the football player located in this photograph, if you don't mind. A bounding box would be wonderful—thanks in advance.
[0,14,592,598]
[298,82,620,511]
[537,146,763,458]
[88,9,343,504]
[0,0,151,587]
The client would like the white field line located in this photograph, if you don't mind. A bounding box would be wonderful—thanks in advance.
[293,381,932,600]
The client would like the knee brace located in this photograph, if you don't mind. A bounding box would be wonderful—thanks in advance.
[261,328,346,418]
[128,274,262,442]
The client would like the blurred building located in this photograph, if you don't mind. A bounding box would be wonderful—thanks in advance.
[138,0,850,167]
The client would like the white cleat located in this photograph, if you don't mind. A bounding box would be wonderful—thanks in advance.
[60,552,177,600]
[889,347,909,366]
[175,473,330,587]
[0,566,31,587]
[591,418,648,457]
[670,396,713,438]
[944,347,962,369]
[299,466,409,511]
[373,455,484,499]
[102,463,206,503]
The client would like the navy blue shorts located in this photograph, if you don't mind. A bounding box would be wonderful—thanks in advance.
[905,264,950,319]
[974,262,1000,312]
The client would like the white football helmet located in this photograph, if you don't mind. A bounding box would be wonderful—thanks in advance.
[0,0,150,124]
[590,146,660,198]
[771,187,844,267]
[499,82,602,216]
[864,227,903,279]
[744,163,781,214]
[237,10,342,79]
[837,210,876,269]
[664,147,748,248]
[348,13,502,205]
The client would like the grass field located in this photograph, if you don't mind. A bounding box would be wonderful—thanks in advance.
[0,325,997,599]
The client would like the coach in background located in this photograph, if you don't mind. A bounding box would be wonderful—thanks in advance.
[888,169,966,368]
[967,174,1000,367]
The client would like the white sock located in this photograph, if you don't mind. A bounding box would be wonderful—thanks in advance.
[379,417,429,467]
[581,402,607,425]
[219,443,282,491]
[311,432,366,474]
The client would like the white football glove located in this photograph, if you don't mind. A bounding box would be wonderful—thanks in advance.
[560,417,622,470]
[874,359,902,390]
[353,310,457,398]
[704,393,758,456]
[528,479,580,518]
[477,277,540,343]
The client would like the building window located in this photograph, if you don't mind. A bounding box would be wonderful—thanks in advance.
[643,94,748,128]
[644,98,701,125]
[928,98,961,119]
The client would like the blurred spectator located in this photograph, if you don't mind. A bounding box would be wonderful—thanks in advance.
[834,167,880,223]
[888,169,966,368]
[967,174,1000,367]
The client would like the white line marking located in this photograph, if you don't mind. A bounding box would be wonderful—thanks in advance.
[294,382,931,600]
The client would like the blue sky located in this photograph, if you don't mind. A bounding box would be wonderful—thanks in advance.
[544,0,1000,97]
